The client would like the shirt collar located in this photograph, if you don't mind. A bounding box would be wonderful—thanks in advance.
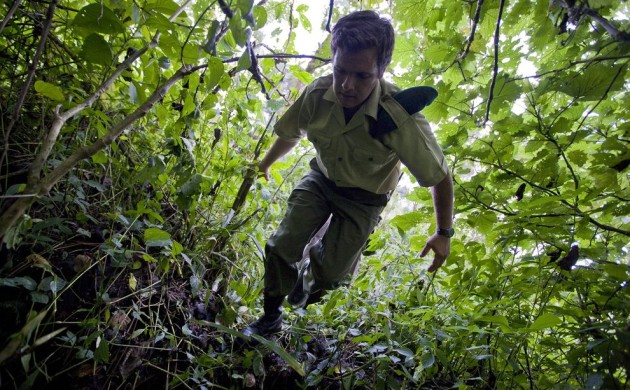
[364,80,382,120]
[323,84,337,103]
[323,78,383,120]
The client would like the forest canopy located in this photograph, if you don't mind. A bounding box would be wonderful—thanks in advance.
[0,0,628,388]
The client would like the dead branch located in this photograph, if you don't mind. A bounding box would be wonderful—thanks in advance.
[247,40,270,99]
[326,0,334,33]
[482,0,506,126]
[217,0,233,18]
[0,0,22,35]
[582,6,630,42]
[457,0,484,62]
[284,1,295,53]
[231,113,274,214]
[211,113,275,255]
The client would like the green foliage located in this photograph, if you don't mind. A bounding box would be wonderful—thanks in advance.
[1,0,629,388]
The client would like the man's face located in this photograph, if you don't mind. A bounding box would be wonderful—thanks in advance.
[332,47,381,110]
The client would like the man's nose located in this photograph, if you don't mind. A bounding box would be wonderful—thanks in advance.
[342,74,355,91]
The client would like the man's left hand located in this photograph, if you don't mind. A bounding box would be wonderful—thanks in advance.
[420,233,451,272]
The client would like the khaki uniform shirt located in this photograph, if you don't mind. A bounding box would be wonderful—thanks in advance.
[274,75,448,194]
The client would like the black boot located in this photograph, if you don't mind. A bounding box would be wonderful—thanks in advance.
[242,294,284,338]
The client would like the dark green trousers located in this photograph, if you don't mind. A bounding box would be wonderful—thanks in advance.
[264,169,386,297]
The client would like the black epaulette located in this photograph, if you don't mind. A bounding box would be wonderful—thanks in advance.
[370,86,438,140]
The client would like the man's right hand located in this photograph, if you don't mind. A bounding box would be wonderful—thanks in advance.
[256,162,270,181]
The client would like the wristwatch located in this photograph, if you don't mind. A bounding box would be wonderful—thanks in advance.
[437,227,455,238]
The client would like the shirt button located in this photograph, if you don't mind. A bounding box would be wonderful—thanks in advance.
[368,157,373,161]
[337,157,343,161]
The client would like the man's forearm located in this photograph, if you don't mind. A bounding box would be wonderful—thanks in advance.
[420,172,454,271]
[259,137,299,170]
[431,172,454,229]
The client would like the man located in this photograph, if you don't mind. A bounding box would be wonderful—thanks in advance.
[243,10,454,338]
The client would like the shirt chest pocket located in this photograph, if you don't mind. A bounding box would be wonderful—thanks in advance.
[310,134,333,151]
[352,147,389,166]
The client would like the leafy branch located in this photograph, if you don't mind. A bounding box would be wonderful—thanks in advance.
[0,3,196,241]
[20,0,194,188]
[455,177,517,217]
[533,107,580,194]
[431,0,483,76]
[574,65,625,133]
[1,0,57,169]
[0,64,203,240]
[461,156,630,237]
[508,55,630,82]
[25,36,159,188]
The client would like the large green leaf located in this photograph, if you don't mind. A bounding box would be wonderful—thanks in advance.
[73,4,124,35]
[94,337,110,363]
[80,33,113,66]
[34,81,64,101]
[528,313,562,331]
[230,11,251,47]
[237,48,252,71]
[144,227,172,247]
[553,65,627,101]
[205,57,225,90]
[178,173,209,198]
[252,6,268,30]
[390,211,425,233]
[145,0,181,15]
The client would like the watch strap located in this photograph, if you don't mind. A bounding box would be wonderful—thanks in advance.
[437,227,455,238]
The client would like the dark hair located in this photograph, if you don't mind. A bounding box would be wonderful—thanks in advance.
[331,10,395,76]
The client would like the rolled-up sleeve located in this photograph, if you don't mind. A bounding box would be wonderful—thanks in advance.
[382,112,448,187]
[273,87,312,141]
